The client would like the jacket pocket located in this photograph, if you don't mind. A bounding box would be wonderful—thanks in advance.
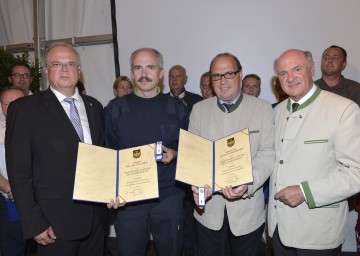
[304,139,328,144]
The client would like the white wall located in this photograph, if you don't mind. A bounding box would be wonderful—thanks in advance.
[115,0,360,106]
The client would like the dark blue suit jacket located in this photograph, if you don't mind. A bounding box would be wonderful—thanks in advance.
[5,88,105,240]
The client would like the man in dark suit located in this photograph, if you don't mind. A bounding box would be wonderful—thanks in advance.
[5,42,106,256]
[168,65,202,113]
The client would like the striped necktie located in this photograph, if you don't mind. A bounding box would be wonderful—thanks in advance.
[64,98,84,142]
[222,103,234,113]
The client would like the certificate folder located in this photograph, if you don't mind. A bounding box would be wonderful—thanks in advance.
[73,143,159,204]
[176,128,253,192]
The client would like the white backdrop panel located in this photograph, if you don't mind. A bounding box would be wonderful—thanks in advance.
[45,0,112,39]
[115,0,360,105]
[75,44,116,106]
[0,0,33,45]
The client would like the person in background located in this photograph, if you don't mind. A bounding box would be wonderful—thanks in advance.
[190,52,274,256]
[2,62,34,122]
[271,77,288,108]
[8,62,33,95]
[113,76,133,97]
[105,48,189,256]
[268,49,360,255]
[6,42,107,256]
[168,65,203,256]
[315,45,360,106]
[200,72,215,99]
[76,80,86,95]
[168,65,202,113]
[241,74,261,98]
[0,86,27,256]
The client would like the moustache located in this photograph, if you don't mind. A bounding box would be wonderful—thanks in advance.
[138,76,153,82]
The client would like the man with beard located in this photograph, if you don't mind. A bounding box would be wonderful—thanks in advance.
[105,48,189,256]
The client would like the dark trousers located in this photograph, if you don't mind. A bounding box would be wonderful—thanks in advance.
[0,196,25,256]
[38,206,105,256]
[114,192,184,256]
[183,198,196,251]
[196,210,265,256]
[273,226,342,256]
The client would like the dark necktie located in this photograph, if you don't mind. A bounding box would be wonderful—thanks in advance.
[64,98,84,142]
[222,103,233,112]
[292,103,300,113]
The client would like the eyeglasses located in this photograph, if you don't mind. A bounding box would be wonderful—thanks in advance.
[11,73,31,79]
[211,70,240,81]
[322,56,342,62]
[132,65,160,74]
[48,62,80,70]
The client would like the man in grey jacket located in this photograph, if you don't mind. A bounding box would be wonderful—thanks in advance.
[190,52,275,256]
[268,49,360,255]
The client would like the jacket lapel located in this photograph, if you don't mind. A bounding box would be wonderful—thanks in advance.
[42,88,82,142]
[81,95,97,143]
[42,88,71,123]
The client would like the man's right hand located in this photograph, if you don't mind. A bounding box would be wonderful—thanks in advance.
[192,184,212,208]
[107,197,126,209]
[34,226,56,245]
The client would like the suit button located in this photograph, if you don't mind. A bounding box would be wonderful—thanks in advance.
[287,117,289,121]
[281,139,283,142]
[274,205,277,209]
[279,160,283,164]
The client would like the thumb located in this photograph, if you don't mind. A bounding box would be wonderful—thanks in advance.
[48,226,57,239]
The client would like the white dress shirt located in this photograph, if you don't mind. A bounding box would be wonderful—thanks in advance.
[50,87,92,144]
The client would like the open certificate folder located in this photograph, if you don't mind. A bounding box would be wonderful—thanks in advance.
[176,128,253,192]
[73,143,159,204]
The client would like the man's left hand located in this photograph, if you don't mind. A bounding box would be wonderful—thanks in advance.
[221,185,248,200]
[274,185,305,207]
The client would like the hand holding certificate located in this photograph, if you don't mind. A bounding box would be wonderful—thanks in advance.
[73,143,159,204]
[176,128,253,191]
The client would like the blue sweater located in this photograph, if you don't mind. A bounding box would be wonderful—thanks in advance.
[105,92,189,198]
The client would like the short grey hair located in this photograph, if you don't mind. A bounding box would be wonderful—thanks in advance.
[130,48,164,69]
[44,42,81,67]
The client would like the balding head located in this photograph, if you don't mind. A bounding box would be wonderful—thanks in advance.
[169,65,188,96]
[275,49,315,102]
